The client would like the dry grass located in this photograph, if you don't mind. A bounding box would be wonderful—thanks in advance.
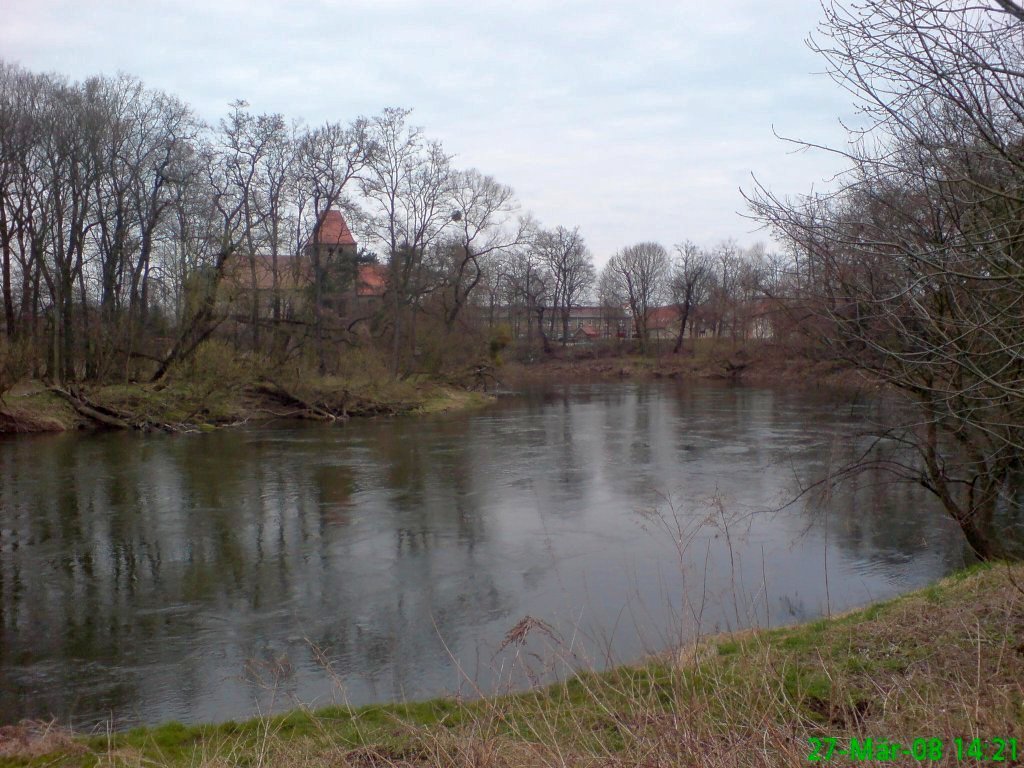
[0,405,69,432]
[2,563,1021,768]
[0,387,81,432]
[0,722,81,760]
[0,339,493,433]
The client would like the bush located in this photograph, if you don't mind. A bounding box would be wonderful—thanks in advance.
[0,337,31,402]
[488,324,512,364]
[169,339,256,391]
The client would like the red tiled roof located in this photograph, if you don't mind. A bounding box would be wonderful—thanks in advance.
[357,263,387,297]
[317,209,357,247]
[646,306,682,329]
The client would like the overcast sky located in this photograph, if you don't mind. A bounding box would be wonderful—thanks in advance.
[1,0,855,265]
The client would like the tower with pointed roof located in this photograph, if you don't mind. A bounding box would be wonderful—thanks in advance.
[312,208,358,260]
[305,208,386,316]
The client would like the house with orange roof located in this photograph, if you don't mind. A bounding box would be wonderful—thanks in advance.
[645,306,682,340]
[564,305,631,341]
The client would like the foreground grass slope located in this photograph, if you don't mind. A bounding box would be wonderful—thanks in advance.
[2,562,1021,767]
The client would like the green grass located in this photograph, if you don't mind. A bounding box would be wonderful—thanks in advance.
[0,388,79,431]
[3,561,1021,767]
[92,380,247,426]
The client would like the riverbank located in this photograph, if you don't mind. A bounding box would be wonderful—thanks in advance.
[0,340,864,435]
[2,562,1020,767]
[0,379,492,434]
[503,339,871,392]
[0,345,494,434]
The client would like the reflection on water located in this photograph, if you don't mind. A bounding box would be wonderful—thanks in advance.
[0,382,968,727]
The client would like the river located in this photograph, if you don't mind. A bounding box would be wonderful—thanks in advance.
[0,381,968,728]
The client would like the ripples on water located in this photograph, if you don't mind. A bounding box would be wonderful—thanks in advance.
[0,382,968,727]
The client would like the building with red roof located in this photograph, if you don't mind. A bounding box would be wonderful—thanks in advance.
[645,306,683,340]
[356,263,387,297]
[222,209,386,327]
[315,209,357,250]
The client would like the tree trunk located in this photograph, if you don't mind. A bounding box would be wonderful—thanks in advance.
[248,253,260,352]
[151,245,234,382]
[535,307,552,354]
[0,208,16,339]
[672,304,692,354]
[956,490,1006,561]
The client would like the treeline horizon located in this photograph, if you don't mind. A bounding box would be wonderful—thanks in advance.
[0,60,791,387]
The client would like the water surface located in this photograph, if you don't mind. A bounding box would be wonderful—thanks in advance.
[0,382,968,727]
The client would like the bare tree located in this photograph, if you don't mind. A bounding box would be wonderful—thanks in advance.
[253,115,293,335]
[0,63,43,344]
[708,241,743,340]
[670,241,711,353]
[442,170,533,331]
[218,103,299,353]
[361,108,455,374]
[294,116,372,369]
[125,89,199,353]
[603,242,669,354]
[150,134,250,381]
[534,225,594,346]
[504,246,552,353]
[747,0,1024,558]
[39,77,105,383]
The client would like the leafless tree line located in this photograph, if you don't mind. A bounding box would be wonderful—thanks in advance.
[480,234,787,355]
[0,62,589,382]
[596,240,788,352]
[0,59,796,391]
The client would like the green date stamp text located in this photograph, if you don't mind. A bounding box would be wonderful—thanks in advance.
[807,736,1018,762]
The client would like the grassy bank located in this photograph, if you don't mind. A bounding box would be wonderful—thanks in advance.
[0,342,494,434]
[2,563,1020,767]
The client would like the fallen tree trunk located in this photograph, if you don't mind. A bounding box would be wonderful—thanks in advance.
[251,382,343,422]
[50,387,131,429]
[49,387,182,432]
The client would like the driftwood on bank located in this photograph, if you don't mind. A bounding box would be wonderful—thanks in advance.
[251,382,417,419]
[448,363,499,392]
[722,360,749,379]
[251,382,345,422]
[51,388,130,429]
[49,387,184,432]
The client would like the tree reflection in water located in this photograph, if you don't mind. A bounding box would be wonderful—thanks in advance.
[0,382,970,728]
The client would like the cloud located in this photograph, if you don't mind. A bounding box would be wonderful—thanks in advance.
[0,0,855,262]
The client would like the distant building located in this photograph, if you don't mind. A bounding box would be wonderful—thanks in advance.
[313,209,358,260]
[645,306,683,341]
[222,209,386,324]
[563,305,631,341]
